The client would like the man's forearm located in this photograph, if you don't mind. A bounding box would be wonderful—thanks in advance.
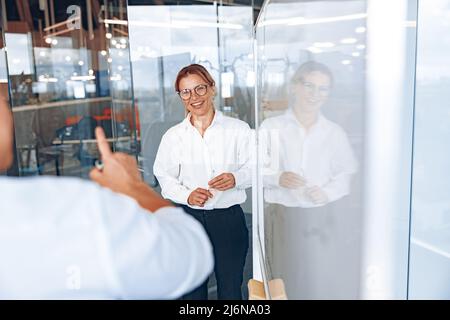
[89,126,175,213]
[124,181,174,213]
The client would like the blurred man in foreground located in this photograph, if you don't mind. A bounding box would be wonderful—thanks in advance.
[0,92,213,299]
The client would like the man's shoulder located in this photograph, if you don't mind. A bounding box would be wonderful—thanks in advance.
[0,176,149,220]
[0,177,117,223]
[1,176,94,188]
[0,176,106,201]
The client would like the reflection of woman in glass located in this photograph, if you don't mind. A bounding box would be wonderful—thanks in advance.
[153,64,251,300]
[261,61,359,298]
[261,61,357,207]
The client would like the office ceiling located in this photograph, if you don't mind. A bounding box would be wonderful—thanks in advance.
[2,0,264,31]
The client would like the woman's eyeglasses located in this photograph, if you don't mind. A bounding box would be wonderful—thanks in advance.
[177,84,209,100]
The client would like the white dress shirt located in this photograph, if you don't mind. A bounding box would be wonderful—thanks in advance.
[153,110,252,210]
[260,109,358,208]
[0,177,214,299]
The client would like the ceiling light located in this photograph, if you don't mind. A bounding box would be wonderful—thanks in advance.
[38,75,58,83]
[110,74,122,81]
[313,42,335,48]
[71,75,96,81]
[307,46,323,54]
[341,38,358,44]
[261,13,367,27]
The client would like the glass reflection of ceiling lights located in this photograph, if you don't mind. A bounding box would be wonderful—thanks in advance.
[221,71,235,98]
[101,18,244,30]
[340,37,358,44]
[313,42,336,48]
[259,13,368,27]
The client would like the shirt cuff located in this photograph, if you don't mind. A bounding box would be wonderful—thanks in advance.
[162,188,191,206]
[263,172,281,188]
[177,188,192,206]
[321,185,347,204]
[232,170,249,190]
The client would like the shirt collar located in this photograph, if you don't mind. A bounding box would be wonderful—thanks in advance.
[284,108,326,131]
[183,109,223,129]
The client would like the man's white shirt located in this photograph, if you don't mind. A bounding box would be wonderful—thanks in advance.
[260,109,358,208]
[0,177,214,299]
[153,110,252,210]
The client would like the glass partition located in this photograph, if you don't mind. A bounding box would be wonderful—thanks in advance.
[255,0,418,299]
[256,0,367,299]
[126,0,256,299]
[2,0,449,300]
[2,0,137,178]
[409,0,450,299]
[127,1,255,188]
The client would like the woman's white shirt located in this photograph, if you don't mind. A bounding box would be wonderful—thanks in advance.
[153,110,252,210]
[260,109,358,208]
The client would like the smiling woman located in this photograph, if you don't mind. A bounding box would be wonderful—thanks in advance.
[175,64,216,125]
[153,64,252,300]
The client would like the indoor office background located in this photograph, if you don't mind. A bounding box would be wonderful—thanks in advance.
[0,0,449,300]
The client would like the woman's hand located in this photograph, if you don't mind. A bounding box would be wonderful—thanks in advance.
[279,172,306,189]
[208,173,236,191]
[188,188,214,207]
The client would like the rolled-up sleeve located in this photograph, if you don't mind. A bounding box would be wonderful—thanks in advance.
[232,124,253,190]
[153,131,192,205]
[322,129,358,203]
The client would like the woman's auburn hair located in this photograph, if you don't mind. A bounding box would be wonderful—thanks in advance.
[174,64,215,92]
